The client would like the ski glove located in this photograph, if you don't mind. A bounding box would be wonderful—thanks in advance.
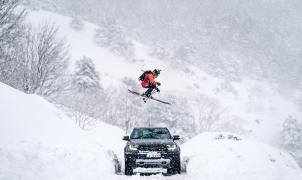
[156,82,161,86]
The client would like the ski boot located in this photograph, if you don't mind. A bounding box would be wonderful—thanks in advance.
[142,92,152,103]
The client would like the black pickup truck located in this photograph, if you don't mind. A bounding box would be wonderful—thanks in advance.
[123,127,181,175]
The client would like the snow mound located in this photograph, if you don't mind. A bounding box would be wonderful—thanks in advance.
[0,83,117,179]
[0,82,85,147]
[182,132,302,180]
[85,121,125,159]
[0,143,113,180]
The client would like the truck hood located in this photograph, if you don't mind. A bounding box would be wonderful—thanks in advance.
[130,139,174,146]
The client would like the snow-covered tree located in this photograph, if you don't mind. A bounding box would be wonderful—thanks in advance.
[194,95,225,132]
[70,16,84,30]
[281,116,302,150]
[72,56,101,93]
[0,0,25,46]
[0,0,26,87]
[1,20,69,98]
[150,42,173,60]
[57,56,106,129]
[23,24,69,97]
[165,95,196,140]
[55,66,105,129]
[27,0,302,90]
[95,18,134,59]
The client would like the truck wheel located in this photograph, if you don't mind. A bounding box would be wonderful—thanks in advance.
[125,160,133,176]
[174,160,181,174]
[168,160,181,175]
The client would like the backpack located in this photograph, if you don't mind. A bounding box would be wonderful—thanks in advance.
[138,70,152,81]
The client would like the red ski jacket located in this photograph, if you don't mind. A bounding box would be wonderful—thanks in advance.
[141,73,158,88]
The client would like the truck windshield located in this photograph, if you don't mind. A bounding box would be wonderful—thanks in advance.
[130,128,172,139]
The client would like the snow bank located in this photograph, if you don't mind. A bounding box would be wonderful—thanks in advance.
[1,82,302,180]
[182,132,302,180]
[0,143,113,180]
[0,83,117,180]
[0,83,85,147]
[85,121,126,158]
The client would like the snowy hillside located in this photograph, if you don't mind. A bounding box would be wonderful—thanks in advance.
[25,9,302,145]
[1,82,301,179]
[1,1,302,179]
[182,132,302,180]
[0,82,123,180]
[0,82,84,147]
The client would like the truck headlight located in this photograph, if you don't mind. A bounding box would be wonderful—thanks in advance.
[129,144,139,151]
[167,144,177,151]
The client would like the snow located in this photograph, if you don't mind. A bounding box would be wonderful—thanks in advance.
[0,82,83,147]
[0,82,121,180]
[2,7,300,180]
[0,143,113,180]
[182,132,302,180]
[84,121,125,159]
[24,9,302,147]
[1,82,301,179]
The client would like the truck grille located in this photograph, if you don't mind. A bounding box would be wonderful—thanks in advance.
[138,145,167,151]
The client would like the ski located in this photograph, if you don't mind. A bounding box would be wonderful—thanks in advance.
[128,89,171,105]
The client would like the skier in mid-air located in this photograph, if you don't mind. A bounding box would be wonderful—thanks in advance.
[128,69,170,105]
[139,69,161,98]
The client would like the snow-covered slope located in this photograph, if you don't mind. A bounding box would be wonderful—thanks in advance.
[1,82,301,179]
[84,121,125,158]
[25,10,163,88]
[0,82,84,147]
[182,132,302,180]
[0,82,122,180]
[24,9,302,146]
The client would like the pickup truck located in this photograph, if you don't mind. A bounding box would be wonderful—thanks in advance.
[123,127,181,175]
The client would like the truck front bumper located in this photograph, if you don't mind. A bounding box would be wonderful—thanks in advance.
[125,151,180,174]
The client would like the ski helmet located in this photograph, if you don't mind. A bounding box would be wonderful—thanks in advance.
[153,69,161,75]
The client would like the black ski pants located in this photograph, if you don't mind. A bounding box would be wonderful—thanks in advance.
[144,83,159,97]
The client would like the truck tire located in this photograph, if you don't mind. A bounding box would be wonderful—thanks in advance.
[168,160,181,175]
[125,160,133,176]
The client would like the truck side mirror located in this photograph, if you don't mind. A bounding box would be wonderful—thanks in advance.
[173,135,180,140]
[123,136,130,141]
